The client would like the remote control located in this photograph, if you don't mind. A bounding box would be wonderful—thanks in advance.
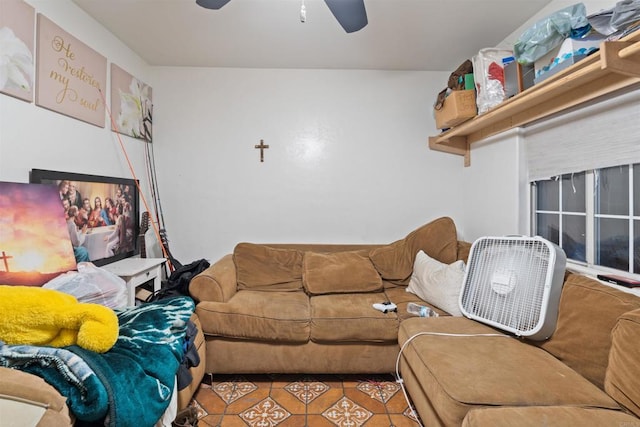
[598,274,640,288]
[373,301,397,313]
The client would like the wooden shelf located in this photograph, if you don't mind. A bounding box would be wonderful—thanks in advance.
[429,28,640,167]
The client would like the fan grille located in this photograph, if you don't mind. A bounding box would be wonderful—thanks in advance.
[461,238,554,336]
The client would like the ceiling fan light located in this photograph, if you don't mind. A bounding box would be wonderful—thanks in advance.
[196,0,232,10]
[324,0,368,33]
[300,0,307,23]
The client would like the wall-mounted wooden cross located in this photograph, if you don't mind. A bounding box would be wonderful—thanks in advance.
[254,139,269,163]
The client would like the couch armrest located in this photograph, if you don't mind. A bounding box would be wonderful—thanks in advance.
[189,254,237,303]
[0,367,73,426]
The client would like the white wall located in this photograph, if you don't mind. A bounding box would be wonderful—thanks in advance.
[151,67,465,263]
[2,0,466,267]
[459,129,528,241]
[0,0,152,197]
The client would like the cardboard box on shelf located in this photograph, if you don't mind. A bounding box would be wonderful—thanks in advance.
[534,34,605,83]
[434,90,477,129]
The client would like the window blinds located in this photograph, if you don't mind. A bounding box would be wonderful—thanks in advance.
[524,88,640,182]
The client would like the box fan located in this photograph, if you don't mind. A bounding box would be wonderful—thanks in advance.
[460,236,567,340]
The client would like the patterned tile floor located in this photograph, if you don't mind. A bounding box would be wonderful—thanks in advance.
[188,373,422,427]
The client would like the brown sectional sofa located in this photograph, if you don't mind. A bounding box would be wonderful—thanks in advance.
[190,215,640,426]
[189,216,467,374]
[398,273,640,426]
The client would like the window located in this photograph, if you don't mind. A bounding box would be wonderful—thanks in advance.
[534,173,587,263]
[532,164,640,274]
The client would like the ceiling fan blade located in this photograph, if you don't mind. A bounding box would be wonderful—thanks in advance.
[324,0,368,33]
[196,0,232,10]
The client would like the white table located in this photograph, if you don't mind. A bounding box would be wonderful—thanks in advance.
[102,257,166,306]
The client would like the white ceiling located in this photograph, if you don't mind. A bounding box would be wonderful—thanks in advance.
[72,0,552,71]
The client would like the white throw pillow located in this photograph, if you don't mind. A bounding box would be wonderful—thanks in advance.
[406,250,466,316]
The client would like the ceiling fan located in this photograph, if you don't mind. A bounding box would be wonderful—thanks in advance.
[195,0,368,33]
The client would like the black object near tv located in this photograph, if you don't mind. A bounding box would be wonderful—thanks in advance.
[30,169,139,266]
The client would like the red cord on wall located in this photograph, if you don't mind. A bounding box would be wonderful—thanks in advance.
[98,88,174,272]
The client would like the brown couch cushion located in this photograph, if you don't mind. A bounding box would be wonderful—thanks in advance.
[310,293,398,342]
[462,406,637,427]
[303,251,382,295]
[369,217,458,283]
[398,317,619,427]
[234,243,303,291]
[195,290,310,342]
[537,273,640,390]
[605,308,640,418]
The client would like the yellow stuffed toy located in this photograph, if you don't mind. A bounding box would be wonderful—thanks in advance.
[0,285,118,353]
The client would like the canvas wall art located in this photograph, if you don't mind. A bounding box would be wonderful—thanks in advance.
[0,0,35,102]
[35,14,106,127]
[110,63,153,142]
[0,182,77,286]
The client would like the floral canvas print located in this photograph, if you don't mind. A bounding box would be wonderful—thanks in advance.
[35,14,106,127]
[0,182,77,286]
[110,63,153,142]
[0,0,35,102]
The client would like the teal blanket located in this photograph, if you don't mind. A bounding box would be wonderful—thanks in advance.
[1,297,194,427]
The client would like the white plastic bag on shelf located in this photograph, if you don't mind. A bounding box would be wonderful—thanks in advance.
[588,0,640,37]
[43,262,127,309]
[514,3,590,64]
[472,48,513,114]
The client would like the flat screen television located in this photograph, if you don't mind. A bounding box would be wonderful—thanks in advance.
[30,169,139,266]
